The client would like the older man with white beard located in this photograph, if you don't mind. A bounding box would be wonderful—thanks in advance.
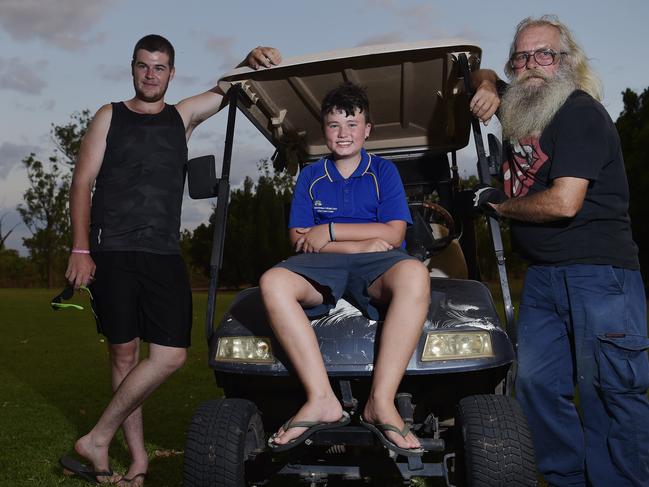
[470,15,649,487]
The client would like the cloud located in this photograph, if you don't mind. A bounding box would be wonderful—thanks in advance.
[192,131,216,142]
[12,98,58,112]
[205,36,236,53]
[0,0,117,50]
[356,33,404,47]
[180,197,213,231]
[42,98,56,111]
[97,63,131,83]
[174,74,200,87]
[0,141,39,178]
[204,35,239,70]
[0,57,47,95]
[364,0,439,37]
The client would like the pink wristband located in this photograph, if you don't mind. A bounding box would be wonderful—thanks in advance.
[71,248,91,254]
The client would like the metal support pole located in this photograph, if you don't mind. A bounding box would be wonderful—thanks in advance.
[205,85,240,342]
[457,54,517,394]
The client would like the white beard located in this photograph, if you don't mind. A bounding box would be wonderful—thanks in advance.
[499,67,577,140]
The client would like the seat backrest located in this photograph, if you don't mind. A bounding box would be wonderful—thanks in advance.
[427,237,468,279]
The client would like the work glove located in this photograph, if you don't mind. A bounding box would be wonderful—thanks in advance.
[473,185,507,218]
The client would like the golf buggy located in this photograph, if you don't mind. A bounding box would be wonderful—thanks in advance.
[183,40,536,486]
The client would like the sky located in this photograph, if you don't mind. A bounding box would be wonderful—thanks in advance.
[1,0,648,255]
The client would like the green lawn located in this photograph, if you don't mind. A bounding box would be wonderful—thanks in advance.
[0,288,232,487]
[2,285,647,487]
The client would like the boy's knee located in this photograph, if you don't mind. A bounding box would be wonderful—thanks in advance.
[260,267,300,301]
[394,260,430,294]
[259,267,284,293]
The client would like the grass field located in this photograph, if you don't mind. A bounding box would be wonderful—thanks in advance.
[1,285,646,487]
[0,284,525,487]
[0,288,230,487]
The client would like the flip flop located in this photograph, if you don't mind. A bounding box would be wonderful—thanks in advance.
[118,472,147,487]
[358,416,425,457]
[268,410,351,452]
[59,455,117,484]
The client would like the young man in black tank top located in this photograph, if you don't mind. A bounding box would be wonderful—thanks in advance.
[61,35,280,486]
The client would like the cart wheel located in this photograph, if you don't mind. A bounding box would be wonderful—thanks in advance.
[455,394,537,486]
[184,398,265,487]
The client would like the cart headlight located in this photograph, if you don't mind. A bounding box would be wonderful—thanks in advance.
[215,336,275,363]
[421,331,493,361]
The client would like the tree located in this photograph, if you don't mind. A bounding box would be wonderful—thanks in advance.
[225,160,294,286]
[0,212,19,250]
[51,110,92,164]
[616,87,649,289]
[17,154,71,288]
[0,247,39,287]
[185,160,295,288]
[16,111,90,287]
[220,176,256,286]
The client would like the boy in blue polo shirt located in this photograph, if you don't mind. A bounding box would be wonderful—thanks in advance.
[260,82,430,456]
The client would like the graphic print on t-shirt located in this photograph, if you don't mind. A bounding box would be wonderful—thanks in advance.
[503,137,549,197]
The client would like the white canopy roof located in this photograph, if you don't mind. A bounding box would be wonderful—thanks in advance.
[219,40,482,161]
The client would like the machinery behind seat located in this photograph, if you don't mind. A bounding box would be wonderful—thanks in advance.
[393,153,469,280]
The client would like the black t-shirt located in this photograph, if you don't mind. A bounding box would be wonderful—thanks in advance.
[89,102,188,254]
[502,90,639,269]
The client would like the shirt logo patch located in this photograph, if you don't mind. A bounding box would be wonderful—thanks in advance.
[314,205,337,214]
[314,200,322,207]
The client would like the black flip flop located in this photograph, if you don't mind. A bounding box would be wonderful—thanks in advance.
[359,416,425,457]
[59,455,115,484]
[119,472,147,486]
[268,410,351,452]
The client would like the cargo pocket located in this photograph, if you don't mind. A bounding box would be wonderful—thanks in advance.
[596,334,649,393]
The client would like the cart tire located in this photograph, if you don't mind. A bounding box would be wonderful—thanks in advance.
[184,398,264,487]
[455,394,537,486]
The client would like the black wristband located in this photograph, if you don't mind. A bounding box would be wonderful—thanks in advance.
[328,222,335,242]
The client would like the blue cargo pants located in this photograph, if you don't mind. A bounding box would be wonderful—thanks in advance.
[516,264,649,487]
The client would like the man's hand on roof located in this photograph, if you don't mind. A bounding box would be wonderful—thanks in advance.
[470,79,500,125]
[247,46,282,70]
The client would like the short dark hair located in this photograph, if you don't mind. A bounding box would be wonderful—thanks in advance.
[132,34,175,68]
[320,82,371,125]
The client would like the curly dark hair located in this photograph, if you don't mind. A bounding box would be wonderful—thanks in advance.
[320,82,371,125]
[132,34,175,68]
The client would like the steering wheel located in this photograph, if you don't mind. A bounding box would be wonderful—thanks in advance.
[406,201,458,260]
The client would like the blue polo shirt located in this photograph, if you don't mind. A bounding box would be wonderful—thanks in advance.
[289,149,411,230]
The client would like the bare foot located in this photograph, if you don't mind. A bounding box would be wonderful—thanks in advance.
[271,395,344,445]
[362,399,421,450]
[117,458,148,487]
[74,434,121,484]
[117,472,147,487]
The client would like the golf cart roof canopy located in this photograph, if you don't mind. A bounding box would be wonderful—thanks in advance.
[218,40,482,162]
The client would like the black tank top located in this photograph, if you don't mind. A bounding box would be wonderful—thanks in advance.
[90,102,188,254]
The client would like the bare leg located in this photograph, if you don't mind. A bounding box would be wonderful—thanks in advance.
[74,343,187,479]
[362,259,430,449]
[109,340,149,482]
[259,267,343,445]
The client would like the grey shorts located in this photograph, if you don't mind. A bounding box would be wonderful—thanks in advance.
[274,249,415,320]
